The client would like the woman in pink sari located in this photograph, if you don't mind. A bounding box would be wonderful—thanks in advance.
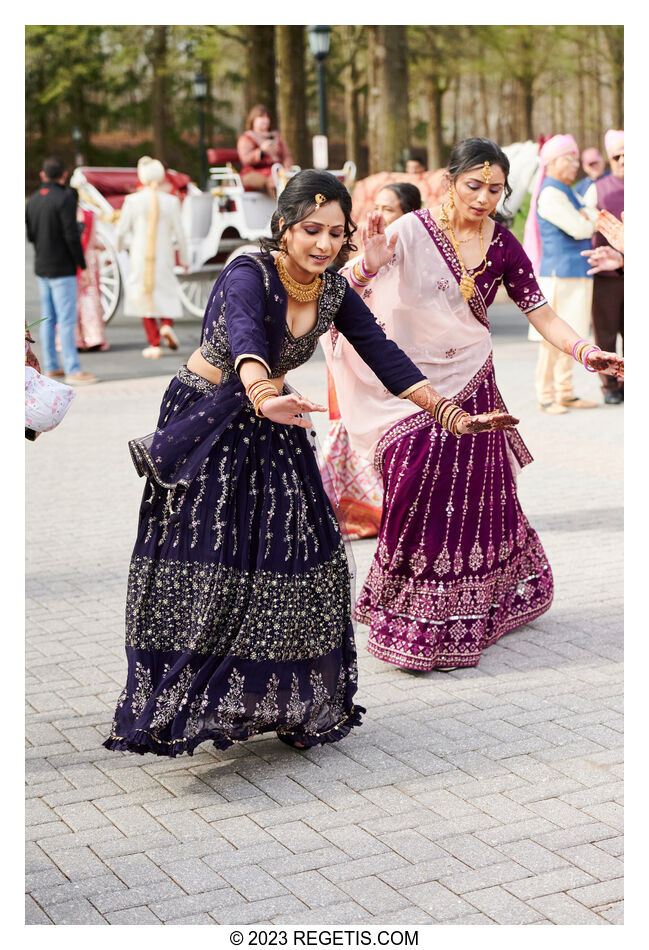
[321,183,422,540]
[329,138,623,671]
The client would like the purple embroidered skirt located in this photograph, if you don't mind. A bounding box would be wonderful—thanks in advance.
[104,370,363,756]
[356,359,553,670]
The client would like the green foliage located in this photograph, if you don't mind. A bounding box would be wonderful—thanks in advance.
[25,24,623,189]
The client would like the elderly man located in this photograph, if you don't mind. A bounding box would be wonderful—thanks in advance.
[574,146,610,199]
[582,130,624,404]
[523,134,598,413]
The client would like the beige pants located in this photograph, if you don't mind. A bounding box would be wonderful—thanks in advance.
[534,276,593,405]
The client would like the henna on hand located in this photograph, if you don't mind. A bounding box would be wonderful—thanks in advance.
[587,352,624,379]
[460,412,519,435]
[407,383,444,415]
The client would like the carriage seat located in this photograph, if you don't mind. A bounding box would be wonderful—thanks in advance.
[207,148,241,169]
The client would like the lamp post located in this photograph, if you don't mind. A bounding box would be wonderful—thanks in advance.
[308,25,331,169]
[72,125,83,167]
[193,71,208,191]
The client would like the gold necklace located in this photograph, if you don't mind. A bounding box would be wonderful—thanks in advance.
[443,215,489,301]
[275,254,324,303]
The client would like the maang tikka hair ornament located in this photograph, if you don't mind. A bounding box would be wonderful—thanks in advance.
[482,161,493,183]
[314,194,327,206]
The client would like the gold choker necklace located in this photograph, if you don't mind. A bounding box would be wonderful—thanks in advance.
[275,254,324,303]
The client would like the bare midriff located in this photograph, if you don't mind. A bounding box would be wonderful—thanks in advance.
[186,348,285,392]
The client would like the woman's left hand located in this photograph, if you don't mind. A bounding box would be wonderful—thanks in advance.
[457,410,519,435]
[586,351,624,379]
[361,211,398,274]
[260,393,327,427]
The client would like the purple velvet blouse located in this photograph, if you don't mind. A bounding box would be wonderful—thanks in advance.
[416,210,547,315]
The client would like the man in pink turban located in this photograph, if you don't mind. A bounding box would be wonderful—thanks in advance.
[581,131,624,404]
[523,134,599,413]
[574,146,610,199]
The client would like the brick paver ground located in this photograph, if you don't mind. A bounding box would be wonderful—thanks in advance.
[25,325,623,925]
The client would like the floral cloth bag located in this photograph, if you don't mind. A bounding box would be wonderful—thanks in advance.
[25,353,75,433]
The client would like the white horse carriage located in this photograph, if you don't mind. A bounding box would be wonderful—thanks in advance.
[71,156,357,323]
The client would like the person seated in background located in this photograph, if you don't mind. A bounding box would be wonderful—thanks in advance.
[405,158,426,174]
[373,182,423,225]
[237,104,293,197]
[574,147,609,199]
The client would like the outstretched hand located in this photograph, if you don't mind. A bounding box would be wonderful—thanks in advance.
[456,410,519,435]
[586,351,624,380]
[596,209,624,253]
[361,211,398,274]
[581,246,623,275]
[260,393,326,427]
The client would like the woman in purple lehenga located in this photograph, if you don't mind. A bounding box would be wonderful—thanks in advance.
[329,138,623,672]
[103,170,520,757]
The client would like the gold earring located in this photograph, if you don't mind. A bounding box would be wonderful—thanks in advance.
[448,186,455,209]
[280,234,288,254]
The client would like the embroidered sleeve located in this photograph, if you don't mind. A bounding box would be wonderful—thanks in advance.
[502,231,548,314]
[201,258,271,376]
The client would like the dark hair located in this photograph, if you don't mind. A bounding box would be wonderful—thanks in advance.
[379,182,422,214]
[447,137,512,206]
[42,157,67,180]
[245,104,272,131]
[260,169,357,257]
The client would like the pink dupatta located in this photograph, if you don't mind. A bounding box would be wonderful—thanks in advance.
[322,210,493,464]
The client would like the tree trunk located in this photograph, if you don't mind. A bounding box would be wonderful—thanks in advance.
[521,79,534,140]
[425,75,445,170]
[452,73,461,144]
[275,26,309,168]
[367,26,409,173]
[151,25,169,162]
[341,26,361,173]
[479,72,490,139]
[576,50,586,148]
[243,26,276,120]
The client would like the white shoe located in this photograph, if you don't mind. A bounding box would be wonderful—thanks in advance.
[160,325,179,350]
[142,345,162,359]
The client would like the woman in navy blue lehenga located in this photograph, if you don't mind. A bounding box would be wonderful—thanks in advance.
[104,170,517,756]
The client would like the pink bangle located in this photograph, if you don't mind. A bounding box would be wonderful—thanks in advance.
[359,258,378,280]
[582,346,601,372]
[572,338,589,361]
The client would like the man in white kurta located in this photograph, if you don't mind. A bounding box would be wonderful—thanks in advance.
[116,157,189,358]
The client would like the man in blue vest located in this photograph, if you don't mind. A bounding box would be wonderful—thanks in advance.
[530,134,599,413]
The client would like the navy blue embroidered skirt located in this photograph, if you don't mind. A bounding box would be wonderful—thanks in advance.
[104,371,364,756]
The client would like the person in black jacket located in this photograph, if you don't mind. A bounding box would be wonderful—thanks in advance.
[25,157,97,385]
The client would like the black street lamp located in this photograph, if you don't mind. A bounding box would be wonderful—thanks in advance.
[193,71,208,191]
[308,25,331,139]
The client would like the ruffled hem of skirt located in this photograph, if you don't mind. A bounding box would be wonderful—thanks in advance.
[103,705,365,758]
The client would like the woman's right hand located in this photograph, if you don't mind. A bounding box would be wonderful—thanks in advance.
[361,211,399,274]
[456,410,519,435]
[259,393,326,427]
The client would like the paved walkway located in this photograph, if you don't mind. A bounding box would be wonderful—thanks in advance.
[26,332,623,925]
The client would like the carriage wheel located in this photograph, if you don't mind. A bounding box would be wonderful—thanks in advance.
[176,267,222,317]
[95,234,121,324]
